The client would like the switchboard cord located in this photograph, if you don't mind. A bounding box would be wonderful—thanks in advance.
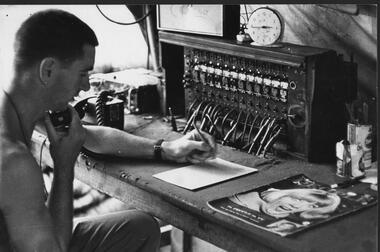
[220,108,238,138]
[234,112,252,147]
[248,117,271,154]
[96,5,152,25]
[183,99,283,156]
[199,103,213,130]
[183,101,205,134]
[262,126,283,157]
[208,107,223,137]
[203,104,219,133]
[222,110,242,145]
[242,113,260,151]
[186,99,199,121]
[243,114,265,150]
[256,118,277,155]
[209,104,222,122]
[232,111,245,144]
[204,114,216,134]
[95,90,114,126]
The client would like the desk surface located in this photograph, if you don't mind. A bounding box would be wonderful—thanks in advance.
[32,115,378,252]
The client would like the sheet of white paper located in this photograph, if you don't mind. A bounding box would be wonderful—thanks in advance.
[153,158,257,190]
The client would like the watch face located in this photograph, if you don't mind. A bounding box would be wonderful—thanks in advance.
[247,7,282,46]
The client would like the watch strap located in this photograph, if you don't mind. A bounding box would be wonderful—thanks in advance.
[154,139,165,161]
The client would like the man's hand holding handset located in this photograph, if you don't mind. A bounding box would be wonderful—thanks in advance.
[44,105,86,169]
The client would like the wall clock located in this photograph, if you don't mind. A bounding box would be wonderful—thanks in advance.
[247,7,283,46]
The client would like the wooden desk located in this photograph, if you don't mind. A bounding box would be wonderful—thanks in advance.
[31,116,377,252]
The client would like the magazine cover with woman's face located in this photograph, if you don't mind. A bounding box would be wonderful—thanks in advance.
[208,174,377,236]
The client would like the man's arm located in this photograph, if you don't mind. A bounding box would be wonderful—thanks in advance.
[0,143,67,252]
[83,125,159,159]
[83,125,217,163]
[43,106,86,250]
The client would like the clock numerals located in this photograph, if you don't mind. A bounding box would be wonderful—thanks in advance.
[247,7,282,46]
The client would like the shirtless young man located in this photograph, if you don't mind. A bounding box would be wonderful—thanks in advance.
[0,9,216,251]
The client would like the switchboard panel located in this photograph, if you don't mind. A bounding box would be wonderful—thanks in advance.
[159,31,356,162]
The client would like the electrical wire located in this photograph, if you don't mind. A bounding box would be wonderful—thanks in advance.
[248,117,270,154]
[183,101,205,134]
[242,113,260,150]
[200,103,213,130]
[222,110,242,146]
[96,5,152,25]
[204,114,219,137]
[262,126,283,157]
[256,118,277,155]
[220,108,237,138]
[234,112,251,146]
[208,107,223,136]
[187,99,199,120]
[209,104,222,121]
[243,4,250,25]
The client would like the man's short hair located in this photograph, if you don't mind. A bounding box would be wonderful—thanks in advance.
[14,9,98,70]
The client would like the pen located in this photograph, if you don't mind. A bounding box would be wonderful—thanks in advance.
[330,175,365,189]
[192,121,212,149]
[168,107,177,132]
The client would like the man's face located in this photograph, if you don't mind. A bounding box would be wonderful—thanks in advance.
[49,44,95,111]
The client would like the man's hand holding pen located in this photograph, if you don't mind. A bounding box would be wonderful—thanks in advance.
[161,127,217,164]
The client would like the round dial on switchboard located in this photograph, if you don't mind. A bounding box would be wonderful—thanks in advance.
[247,7,283,46]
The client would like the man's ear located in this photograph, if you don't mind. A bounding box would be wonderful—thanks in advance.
[39,57,55,85]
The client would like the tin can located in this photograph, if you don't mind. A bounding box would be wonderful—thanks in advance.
[347,123,372,169]
[336,141,366,178]
[349,144,366,177]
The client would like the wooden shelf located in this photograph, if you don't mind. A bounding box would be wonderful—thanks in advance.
[159,30,334,67]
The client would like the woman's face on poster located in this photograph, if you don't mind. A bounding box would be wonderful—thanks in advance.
[260,188,341,219]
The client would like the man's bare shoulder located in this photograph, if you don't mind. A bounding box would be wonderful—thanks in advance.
[0,136,45,211]
[1,137,33,171]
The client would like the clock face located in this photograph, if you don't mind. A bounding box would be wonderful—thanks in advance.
[247,7,283,46]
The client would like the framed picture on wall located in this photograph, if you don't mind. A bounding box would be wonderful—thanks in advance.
[157,5,239,39]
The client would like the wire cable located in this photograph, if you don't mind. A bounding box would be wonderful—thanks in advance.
[183,101,205,134]
[222,110,242,146]
[256,118,277,155]
[242,113,260,150]
[262,126,283,157]
[96,5,152,25]
[220,108,237,138]
[200,103,214,130]
[234,111,250,145]
[248,117,270,154]
[208,107,223,136]
[204,114,219,137]
[187,99,199,120]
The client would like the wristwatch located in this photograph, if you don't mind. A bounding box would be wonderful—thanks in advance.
[154,139,165,160]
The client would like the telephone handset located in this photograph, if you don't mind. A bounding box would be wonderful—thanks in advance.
[48,90,125,160]
[49,90,124,131]
[48,97,89,131]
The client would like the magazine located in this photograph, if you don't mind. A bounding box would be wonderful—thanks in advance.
[208,174,377,237]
